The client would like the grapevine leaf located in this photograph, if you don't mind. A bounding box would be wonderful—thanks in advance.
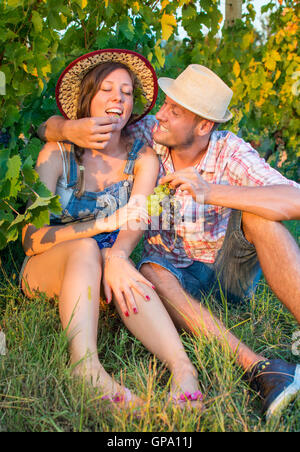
[22,156,39,185]
[30,207,50,229]
[31,11,43,33]
[6,0,22,8]
[119,17,135,41]
[0,148,9,180]
[161,13,177,41]
[0,222,18,247]
[48,196,63,215]
[32,180,52,198]
[24,138,43,163]
[182,3,197,20]
[27,196,53,211]
[233,60,240,78]
[154,44,165,68]
[0,230,7,250]
[0,178,21,200]
[8,213,26,229]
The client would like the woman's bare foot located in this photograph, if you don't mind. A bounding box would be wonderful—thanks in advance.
[71,359,144,409]
[169,360,204,409]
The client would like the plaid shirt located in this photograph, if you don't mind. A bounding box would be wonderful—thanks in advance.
[129,116,300,267]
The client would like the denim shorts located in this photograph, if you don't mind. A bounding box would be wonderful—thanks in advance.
[137,210,262,304]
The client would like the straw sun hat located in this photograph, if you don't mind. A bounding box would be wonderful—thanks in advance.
[55,48,158,125]
[158,64,233,123]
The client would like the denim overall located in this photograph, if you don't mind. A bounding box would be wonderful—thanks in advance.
[50,139,145,249]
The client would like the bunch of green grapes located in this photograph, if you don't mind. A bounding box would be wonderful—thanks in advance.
[147,184,182,248]
[147,183,181,227]
[146,184,172,216]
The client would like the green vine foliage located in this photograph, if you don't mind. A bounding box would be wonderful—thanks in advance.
[0,0,299,250]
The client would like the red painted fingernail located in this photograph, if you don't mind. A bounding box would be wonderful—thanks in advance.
[145,295,150,301]
[125,311,129,317]
[106,299,110,304]
[133,307,138,314]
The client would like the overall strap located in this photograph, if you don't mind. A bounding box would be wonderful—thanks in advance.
[68,144,79,187]
[123,139,145,177]
[57,142,78,187]
[57,142,69,185]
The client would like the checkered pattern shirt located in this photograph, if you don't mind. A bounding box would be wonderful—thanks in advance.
[128,116,300,266]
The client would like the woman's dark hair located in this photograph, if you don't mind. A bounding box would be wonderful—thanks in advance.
[74,62,135,197]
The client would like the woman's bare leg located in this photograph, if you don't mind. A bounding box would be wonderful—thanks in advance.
[22,238,142,404]
[113,282,203,404]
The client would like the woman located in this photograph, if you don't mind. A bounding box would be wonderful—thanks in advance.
[21,49,203,409]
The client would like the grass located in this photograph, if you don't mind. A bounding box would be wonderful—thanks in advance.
[0,221,299,432]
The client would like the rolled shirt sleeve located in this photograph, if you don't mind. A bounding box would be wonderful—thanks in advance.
[225,136,300,189]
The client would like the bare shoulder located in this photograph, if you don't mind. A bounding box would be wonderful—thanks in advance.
[135,144,159,172]
[35,142,64,190]
[141,145,158,159]
[36,141,61,165]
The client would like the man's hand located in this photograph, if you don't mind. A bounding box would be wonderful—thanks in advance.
[64,116,121,149]
[159,167,211,203]
[38,115,121,148]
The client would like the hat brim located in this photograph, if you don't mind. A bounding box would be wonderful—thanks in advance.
[56,49,158,125]
[158,77,233,123]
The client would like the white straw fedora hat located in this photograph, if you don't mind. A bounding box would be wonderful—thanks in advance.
[158,64,233,123]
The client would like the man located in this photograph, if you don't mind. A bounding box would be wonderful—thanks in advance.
[38,64,300,418]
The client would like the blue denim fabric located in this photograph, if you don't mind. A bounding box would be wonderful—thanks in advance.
[50,139,145,249]
[137,209,262,304]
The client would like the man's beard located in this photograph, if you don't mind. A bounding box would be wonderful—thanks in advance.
[154,127,197,150]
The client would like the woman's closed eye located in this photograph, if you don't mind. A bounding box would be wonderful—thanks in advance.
[101,87,132,96]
